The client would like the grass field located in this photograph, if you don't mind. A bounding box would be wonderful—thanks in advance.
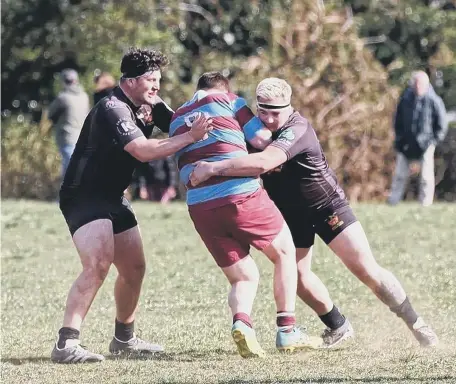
[1,200,456,384]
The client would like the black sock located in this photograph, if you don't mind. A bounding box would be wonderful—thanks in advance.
[57,327,80,349]
[115,319,134,342]
[319,306,346,330]
[390,297,418,327]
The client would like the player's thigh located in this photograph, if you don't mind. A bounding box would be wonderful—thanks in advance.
[189,205,250,268]
[280,206,316,250]
[261,222,296,263]
[230,189,295,262]
[296,246,313,273]
[317,207,377,275]
[111,196,138,235]
[113,225,146,278]
[72,219,115,272]
[109,197,144,271]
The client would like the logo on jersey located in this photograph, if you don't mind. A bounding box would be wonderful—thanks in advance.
[116,118,139,136]
[277,129,295,144]
[327,214,344,231]
[105,99,124,110]
[105,100,116,109]
[184,111,203,127]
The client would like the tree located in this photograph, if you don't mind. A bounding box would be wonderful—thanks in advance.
[232,1,399,201]
[1,0,178,118]
[344,0,456,108]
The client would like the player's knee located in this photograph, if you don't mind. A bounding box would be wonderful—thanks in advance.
[129,262,146,280]
[274,243,296,264]
[268,238,295,264]
[119,261,146,283]
[223,256,259,285]
[83,261,112,283]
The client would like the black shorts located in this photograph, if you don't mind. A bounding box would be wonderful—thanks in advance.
[60,196,138,236]
[280,202,357,248]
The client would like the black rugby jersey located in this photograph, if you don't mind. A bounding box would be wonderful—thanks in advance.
[262,111,347,210]
[60,87,173,201]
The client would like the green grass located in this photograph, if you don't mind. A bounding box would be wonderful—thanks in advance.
[1,200,456,384]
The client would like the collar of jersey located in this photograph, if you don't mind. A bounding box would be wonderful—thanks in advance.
[113,87,141,112]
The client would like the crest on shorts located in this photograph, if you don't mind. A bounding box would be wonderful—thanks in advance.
[328,213,344,230]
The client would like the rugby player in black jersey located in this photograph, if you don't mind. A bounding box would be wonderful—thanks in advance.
[190,77,438,348]
[51,48,212,363]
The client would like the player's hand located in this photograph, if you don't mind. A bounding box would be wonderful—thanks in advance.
[137,105,153,124]
[190,161,214,186]
[188,113,213,142]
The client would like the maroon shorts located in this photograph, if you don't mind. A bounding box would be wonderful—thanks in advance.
[188,189,284,268]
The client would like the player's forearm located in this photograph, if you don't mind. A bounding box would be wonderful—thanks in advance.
[138,133,194,162]
[212,153,270,177]
[152,99,174,133]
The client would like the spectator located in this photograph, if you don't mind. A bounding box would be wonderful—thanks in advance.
[93,72,116,105]
[48,69,90,181]
[388,70,448,206]
[137,156,178,203]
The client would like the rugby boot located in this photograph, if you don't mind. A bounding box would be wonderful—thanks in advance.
[231,320,266,358]
[51,339,105,363]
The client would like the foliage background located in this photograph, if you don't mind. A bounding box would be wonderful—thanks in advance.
[2,0,455,200]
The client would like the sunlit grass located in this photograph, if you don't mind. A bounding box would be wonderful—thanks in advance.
[1,200,455,383]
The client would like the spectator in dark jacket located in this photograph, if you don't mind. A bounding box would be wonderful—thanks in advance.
[388,71,448,206]
[48,69,90,181]
[93,72,116,105]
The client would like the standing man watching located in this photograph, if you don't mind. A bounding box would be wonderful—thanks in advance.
[48,69,90,181]
[388,70,448,206]
[51,48,212,363]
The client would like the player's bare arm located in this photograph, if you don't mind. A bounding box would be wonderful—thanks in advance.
[233,98,272,150]
[125,114,213,162]
[190,145,287,186]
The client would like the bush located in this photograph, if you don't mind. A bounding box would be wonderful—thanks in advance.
[234,2,398,201]
[1,118,60,200]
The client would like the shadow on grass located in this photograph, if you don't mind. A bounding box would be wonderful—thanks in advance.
[1,357,52,365]
[1,349,238,365]
[219,377,455,384]
[107,348,239,362]
[1,347,347,366]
